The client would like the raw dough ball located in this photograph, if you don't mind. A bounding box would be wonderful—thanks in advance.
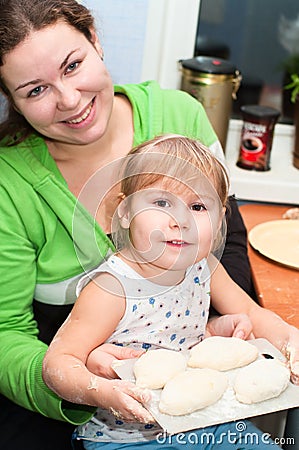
[133,349,187,389]
[234,358,290,404]
[188,336,259,371]
[159,368,228,415]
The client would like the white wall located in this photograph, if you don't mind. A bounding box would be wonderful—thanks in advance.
[82,0,149,84]
[141,0,200,88]
[82,0,200,88]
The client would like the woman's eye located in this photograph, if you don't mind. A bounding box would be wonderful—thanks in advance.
[28,86,45,97]
[65,61,80,74]
[191,203,206,212]
[154,199,170,208]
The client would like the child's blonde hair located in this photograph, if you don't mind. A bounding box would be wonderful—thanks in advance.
[120,134,229,205]
[112,134,229,256]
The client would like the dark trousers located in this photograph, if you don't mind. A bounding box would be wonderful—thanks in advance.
[221,196,257,300]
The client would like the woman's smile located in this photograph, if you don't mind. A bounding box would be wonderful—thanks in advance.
[62,97,96,128]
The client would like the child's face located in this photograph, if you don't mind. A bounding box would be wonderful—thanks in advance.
[119,178,224,274]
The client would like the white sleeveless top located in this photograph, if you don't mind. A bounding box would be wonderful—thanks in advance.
[76,255,211,443]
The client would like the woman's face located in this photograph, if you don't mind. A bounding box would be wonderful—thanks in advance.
[1,21,114,145]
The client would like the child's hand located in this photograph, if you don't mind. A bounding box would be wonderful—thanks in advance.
[206,313,254,340]
[281,327,299,385]
[98,378,155,423]
[87,343,144,379]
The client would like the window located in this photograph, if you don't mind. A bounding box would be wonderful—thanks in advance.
[196,0,299,123]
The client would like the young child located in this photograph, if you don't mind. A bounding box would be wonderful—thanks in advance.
[43,135,297,449]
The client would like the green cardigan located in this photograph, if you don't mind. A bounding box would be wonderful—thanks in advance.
[0,80,218,423]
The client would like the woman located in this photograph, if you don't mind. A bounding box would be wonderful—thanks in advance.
[0,0,260,448]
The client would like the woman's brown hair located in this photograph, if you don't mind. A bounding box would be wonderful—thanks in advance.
[0,0,95,145]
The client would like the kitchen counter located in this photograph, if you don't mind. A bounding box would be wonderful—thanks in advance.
[239,203,299,328]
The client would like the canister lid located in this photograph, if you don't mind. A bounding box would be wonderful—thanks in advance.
[180,56,237,75]
[241,105,280,119]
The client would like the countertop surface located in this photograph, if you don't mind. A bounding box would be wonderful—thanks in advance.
[240,203,299,328]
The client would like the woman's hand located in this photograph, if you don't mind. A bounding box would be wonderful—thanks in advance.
[206,313,254,340]
[98,378,154,423]
[87,343,144,379]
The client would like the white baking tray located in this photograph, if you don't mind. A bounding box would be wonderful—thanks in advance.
[112,339,299,434]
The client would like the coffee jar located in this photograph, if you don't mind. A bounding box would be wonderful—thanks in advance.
[236,105,280,171]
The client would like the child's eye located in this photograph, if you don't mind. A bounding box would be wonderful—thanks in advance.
[154,199,171,208]
[191,203,206,212]
[65,61,80,74]
[27,86,46,98]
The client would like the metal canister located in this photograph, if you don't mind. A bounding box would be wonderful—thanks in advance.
[179,56,241,151]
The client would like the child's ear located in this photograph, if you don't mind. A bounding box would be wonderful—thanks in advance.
[118,201,130,229]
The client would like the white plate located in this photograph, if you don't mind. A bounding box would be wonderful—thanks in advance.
[248,220,299,270]
[112,339,299,434]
